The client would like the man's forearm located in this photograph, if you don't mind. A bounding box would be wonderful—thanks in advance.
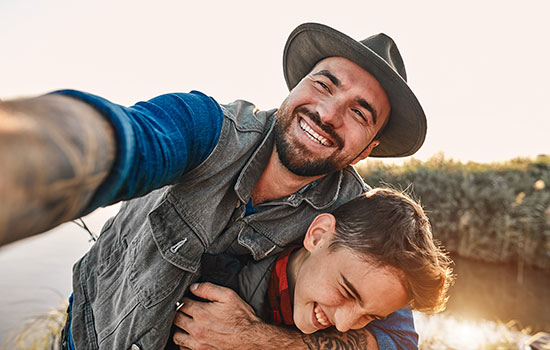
[0,94,115,245]
[244,323,378,350]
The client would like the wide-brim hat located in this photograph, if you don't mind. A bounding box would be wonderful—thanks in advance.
[283,23,426,158]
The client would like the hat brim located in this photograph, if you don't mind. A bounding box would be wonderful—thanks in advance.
[283,23,426,158]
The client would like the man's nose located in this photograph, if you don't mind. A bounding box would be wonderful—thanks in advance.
[317,100,343,129]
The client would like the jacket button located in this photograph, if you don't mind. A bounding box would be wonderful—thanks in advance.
[131,344,140,350]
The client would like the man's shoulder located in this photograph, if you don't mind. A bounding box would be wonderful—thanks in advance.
[220,99,277,133]
[342,165,370,192]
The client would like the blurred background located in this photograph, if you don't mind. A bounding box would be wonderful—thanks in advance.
[1,0,549,349]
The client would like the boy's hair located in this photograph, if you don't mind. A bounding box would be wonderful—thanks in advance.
[329,188,454,313]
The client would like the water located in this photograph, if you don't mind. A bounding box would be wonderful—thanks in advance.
[1,213,549,344]
[445,255,550,332]
[0,205,120,344]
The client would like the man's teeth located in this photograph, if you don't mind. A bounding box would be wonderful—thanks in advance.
[314,305,330,326]
[299,120,331,146]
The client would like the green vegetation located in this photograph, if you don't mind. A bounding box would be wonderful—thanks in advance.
[358,154,550,269]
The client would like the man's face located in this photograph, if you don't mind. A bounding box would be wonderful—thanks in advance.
[274,57,391,176]
[291,215,408,334]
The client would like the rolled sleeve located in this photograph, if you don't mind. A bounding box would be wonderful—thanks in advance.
[51,89,223,215]
[367,307,418,350]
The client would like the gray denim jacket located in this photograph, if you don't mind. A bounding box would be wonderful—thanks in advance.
[70,100,368,350]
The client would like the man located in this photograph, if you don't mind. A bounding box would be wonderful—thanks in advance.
[0,23,426,349]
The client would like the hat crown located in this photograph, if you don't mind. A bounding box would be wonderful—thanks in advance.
[360,33,407,82]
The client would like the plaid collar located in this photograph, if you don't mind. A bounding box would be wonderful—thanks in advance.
[265,246,300,325]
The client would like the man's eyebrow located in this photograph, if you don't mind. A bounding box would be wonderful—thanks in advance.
[357,98,378,125]
[312,70,341,87]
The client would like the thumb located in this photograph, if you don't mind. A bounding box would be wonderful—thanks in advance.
[189,282,235,302]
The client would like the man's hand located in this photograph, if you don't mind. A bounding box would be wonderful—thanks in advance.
[173,282,263,349]
[172,282,378,350]
[0,94,115,245]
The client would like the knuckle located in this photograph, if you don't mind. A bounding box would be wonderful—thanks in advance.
[174,312,185,326]
[193,326,207,340]
[193,308,207,320]
[223,288,236,299]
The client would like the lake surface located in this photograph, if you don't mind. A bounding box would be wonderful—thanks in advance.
[1,209,549,344]
[445,255,550,332]
[0,205,120,344]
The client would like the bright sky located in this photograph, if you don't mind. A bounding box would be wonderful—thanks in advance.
[1,0,549,163]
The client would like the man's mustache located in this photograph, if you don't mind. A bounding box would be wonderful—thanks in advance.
[294,106,344,148]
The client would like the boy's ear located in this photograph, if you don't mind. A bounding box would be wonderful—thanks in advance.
[303,213,336,252]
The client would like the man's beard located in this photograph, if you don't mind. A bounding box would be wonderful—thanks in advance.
[273,103,348,177]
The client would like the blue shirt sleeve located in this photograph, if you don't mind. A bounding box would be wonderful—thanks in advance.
[367,307,418,350]
[51,89,223,215]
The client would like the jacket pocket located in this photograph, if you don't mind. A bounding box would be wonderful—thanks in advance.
[129,198,205,309]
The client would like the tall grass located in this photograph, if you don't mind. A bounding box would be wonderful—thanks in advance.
[5,305,535,350]
[358,154,550,270]
[1,302,67,350]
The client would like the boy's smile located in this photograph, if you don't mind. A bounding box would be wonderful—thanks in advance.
[287,214,409,334]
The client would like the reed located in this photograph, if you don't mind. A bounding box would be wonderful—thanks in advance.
[358,154,550,270]
[6,305,534,350]
[1,302,67,350]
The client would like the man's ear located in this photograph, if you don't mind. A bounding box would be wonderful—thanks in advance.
[350,140,380,165]
[303,213,336,252]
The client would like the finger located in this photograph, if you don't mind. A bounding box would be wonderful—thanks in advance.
[173,329,201,349]
[174,309,193,329]
[173,323,218,350]
[189,282,236,302]
[179,297,210,318]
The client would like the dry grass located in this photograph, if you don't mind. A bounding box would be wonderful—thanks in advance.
[1,302,67,350]
[4,305,537,350]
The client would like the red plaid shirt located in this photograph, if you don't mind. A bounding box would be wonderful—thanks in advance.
[265,246,300,325]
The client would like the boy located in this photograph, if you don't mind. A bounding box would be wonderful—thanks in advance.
[172,188,454,347]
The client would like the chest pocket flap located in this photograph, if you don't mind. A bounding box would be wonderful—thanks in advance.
[129,198,205,308]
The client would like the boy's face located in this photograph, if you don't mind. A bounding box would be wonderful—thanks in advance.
[291,214,409,334]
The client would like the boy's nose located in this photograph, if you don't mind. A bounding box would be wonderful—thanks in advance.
[334,310,370,333]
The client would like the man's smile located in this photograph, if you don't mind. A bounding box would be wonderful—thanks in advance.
[299,118,333,147]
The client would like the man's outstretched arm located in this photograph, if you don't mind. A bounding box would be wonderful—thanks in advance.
[0,90,223,246]
[0,94,115,245]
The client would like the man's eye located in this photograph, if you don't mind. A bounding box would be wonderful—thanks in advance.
[352,109,367,122]
[316,81,330,92]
